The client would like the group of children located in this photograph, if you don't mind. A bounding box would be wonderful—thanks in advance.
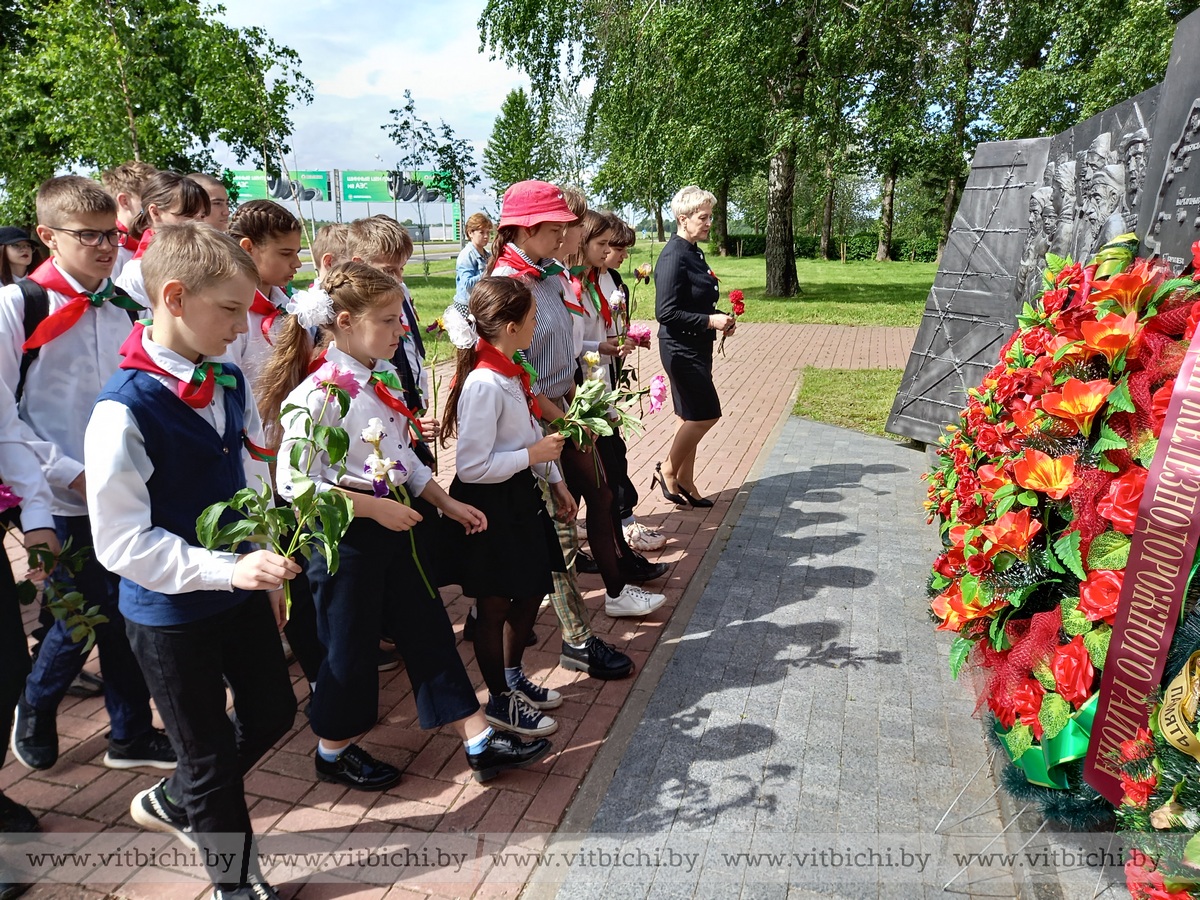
[0,171,670,900]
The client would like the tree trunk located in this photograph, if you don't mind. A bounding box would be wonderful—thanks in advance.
[654,204,665,242]
[937,172,960,265]
[820,169,835,260]
[714,175,731,256]
[765,145,799,297]
[875,164,897,262]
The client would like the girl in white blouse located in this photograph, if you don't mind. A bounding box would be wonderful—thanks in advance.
[265,262,553,787]
[440,277,576,738]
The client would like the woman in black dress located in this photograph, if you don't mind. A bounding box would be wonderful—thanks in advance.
[652,186,736,508]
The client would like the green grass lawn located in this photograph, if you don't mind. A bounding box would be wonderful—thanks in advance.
[617,244,934,328]
[291,244,935,330]
[792,367,907,438]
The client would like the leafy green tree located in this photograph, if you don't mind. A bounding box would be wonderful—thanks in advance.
[0,0,311,224]
[481,87,557,202]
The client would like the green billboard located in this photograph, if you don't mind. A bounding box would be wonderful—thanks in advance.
[231,170,330,202]
[340,170,395,203]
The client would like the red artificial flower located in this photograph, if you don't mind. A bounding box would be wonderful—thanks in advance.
[1012,678,1046,738]
[1050,635,1095,707]
[1152,381,1176,437]
[1078,569,1124,625]
[1055,261,1084,290]
[933,552,960,579]
[966,553,993,576]
[1081,311,1140,363]
[1012,408,1042,434]
[1193,239,1200,273]
[1097,468,1149,535]
[1119,726,1154,762]
[1187,304,1200,340]
[1053,303,1098,342]
[1091,260,1164,314]
[1039,377,1115,435]
[930,582,1006,633]
[977,463,1010,500]
[988,694,1017,730]
[729,289,745,316]
[1041,287,1069,314]
[1013,449,1076,500]
[980,508,1042,557]
[1120,771,1158,807]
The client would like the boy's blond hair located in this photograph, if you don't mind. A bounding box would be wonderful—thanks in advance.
[36,175,117,225]
[561,187,587,222]
[346,215,413,263]
[311,223,351,270]
[100,162,158,200]
[140,223,258,305]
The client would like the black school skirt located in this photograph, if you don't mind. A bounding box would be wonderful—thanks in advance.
[447,469,565,599]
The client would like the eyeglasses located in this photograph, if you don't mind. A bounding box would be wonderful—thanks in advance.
[46,227,122,248]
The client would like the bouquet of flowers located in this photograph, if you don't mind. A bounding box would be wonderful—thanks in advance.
[925,234,1200,826]
[718,289,744,356]
[196,362,355,612]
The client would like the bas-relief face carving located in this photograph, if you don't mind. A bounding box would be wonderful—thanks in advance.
[1121,128,1150,203]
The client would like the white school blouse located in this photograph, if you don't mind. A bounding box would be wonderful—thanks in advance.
[114,258,150,309]
[0,385,54,533]
[219,285,289,392]
[0,261,135,517]
[84,328,270,593]
[455,368,562,486]
[275,343,433,501]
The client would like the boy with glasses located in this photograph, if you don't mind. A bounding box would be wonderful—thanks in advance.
[0,175,175,774]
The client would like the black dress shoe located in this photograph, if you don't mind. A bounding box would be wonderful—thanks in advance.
[0,880,31,900]
[0,791,38,833]
[677,486,714,508]
[11,696,58,771]
[560,637,633,680]
[621,552,669,583]
[314,744,401,791]
[575,551,600,574]
[463,609,537,646]
[467,731,552,783]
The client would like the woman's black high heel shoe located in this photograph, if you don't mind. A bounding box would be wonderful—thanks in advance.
[676,486,714,508]
[652,463,688,506]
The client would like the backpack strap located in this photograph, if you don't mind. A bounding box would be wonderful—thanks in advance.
[13,282,140,404]
[15,279,49,405]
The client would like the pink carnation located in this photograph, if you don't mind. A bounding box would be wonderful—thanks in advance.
[648,374,668,414]
[312,362,360,398]
[0,484,21,514]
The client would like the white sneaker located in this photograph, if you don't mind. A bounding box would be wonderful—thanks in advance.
[624,521,666,552]
[605,584,667,618]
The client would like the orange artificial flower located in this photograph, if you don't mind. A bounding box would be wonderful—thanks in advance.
[931,582,1007,633]
[1080,311,1140,363]
[1089,265,1162,315]
[980,508,1042,556]
[1013,448,1076,500]
[977,463,1010,498]
[1039,378,1115,435]
[1012,408,1042,434]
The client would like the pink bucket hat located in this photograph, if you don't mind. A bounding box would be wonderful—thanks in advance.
[498,181,576,228]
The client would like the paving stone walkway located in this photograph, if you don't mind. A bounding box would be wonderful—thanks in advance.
[539,418,1015,900]
[5,322,926,900]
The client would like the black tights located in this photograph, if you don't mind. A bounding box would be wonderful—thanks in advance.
[560,443,625,596]
[474,594,540,698]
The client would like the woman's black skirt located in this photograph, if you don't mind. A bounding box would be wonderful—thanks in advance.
[660,336,722,421]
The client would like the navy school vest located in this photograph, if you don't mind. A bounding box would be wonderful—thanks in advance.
[95,367,252,626]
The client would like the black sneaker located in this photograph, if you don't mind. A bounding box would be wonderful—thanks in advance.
[212,883,280,900]
[0,791,38,834]
[463,609,537,646]
[65,671,104,698]
[484,692,557,737]
[466,731,552,783]
[560,637,634,680]
[314,744,401,791]
[621,552,669,583]
[104,728,177,770]
[10,696,57,771]
[131,778,194,848]
[575,551,600,574]
[377,647,401,672]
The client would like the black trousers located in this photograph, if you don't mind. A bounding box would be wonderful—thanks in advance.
[0,554,29,771]
[282,570,324,685]
[595,429,639,522]
[125,596,294,888]
[306,515,479,741]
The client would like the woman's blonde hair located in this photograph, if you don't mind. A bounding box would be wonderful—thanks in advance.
[669,186,716,221]
[257,261,403,441]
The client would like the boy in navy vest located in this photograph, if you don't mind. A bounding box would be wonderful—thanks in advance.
[2,175,174,773]
[84,223,301,900]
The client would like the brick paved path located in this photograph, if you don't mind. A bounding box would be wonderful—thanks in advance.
[6,323,917,900]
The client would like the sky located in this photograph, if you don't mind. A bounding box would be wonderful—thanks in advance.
[214,0,532,229]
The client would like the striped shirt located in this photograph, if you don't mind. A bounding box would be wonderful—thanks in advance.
[493,247,577,403]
